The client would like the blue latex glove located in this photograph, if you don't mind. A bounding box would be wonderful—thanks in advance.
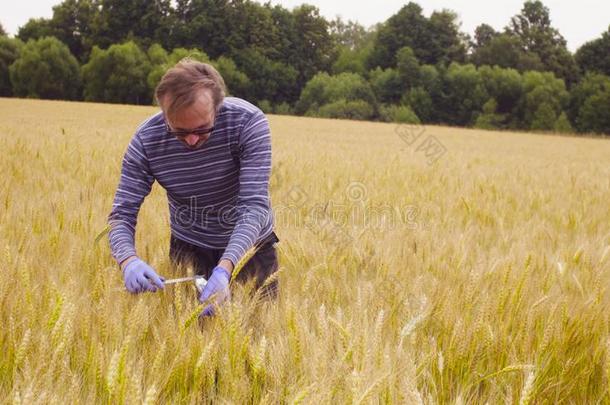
[122,258,165,293]
[199,266,231,317]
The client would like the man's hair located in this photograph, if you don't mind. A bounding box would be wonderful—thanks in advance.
[155,58,226,120]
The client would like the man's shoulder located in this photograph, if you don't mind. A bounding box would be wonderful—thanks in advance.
[135,111,165,139]
[221,97,264,121]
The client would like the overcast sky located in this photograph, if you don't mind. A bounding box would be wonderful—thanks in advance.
[1,0,608,52]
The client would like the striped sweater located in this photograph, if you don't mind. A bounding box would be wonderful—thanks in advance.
[108,97,274,267]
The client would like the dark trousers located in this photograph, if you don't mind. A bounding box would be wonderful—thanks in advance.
[169,231,280,299]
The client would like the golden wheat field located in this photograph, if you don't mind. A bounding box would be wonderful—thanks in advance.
[1,97,609,404]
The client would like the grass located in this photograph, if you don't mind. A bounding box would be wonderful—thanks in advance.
[0,97,609,403]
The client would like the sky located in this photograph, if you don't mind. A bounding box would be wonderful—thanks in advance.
[1,0,608,52]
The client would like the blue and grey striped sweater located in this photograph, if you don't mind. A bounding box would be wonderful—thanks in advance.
[108,97,275,267]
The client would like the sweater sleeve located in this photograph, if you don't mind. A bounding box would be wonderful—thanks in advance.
[108,133,155,264]
[220,111,272,266]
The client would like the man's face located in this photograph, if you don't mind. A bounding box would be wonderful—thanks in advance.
[164,91,216,150]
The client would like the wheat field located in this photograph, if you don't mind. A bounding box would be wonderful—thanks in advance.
[0,97,609,404]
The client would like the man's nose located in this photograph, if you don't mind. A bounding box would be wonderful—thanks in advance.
[185,134,199,145]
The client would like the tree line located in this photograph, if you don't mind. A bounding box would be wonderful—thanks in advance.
[1,0,609,134]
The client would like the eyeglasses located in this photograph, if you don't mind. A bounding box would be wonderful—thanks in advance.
[165,122,215,139]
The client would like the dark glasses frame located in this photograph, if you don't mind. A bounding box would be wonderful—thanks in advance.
[165,122,215,139]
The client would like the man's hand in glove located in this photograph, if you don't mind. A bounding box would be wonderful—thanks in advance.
[198,266,231,317]
[122,257,165,293]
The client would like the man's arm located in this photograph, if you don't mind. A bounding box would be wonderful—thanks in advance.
[108,133,155,266]
[219,111,273,273]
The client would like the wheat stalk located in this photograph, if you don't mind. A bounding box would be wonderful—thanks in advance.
[519,370,536,405]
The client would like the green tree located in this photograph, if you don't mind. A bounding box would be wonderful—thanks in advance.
[530,102,556,130]
[474,99,506,130]
[553,112,573,133]
[472,24,498,49]
[9,36,81,100]
[567,73,609,124]
[11,0,339,107]
[267,5,297,62]
[403,64,442,122]
[0,22,6,36]
[471,33,544,72]
[82,41,151,104]
[508,0,579,84]
[177,2,332,96]
[290,5,335,86]
[331,45,372,76]
[17,1,97,62]
[577,89,610,134]
[172,0,227,56]
[258,99,274,113]
[317,99,375,120]
[295,72,330,114]
[440,63,489,126]
[378,104,420,123]
[214,56,250,98]
[396,46,421,90]
[17,18,56,42]
[176,0,231,58]
[367,2,466,69]
[367,2,428,69]
[575,26,610,77]
[479,65,523,126]
[428,9,467,65]
[518,70,568,129]
[273,102,293,115]
[221,0,278,57]
[322,73,376,107]
[0,37,23,96]
[296,72,376,117]
[405,86,434,123]
[232,48,298,104]
[89,0,173,50]
[147,43,169,66]
[568,73,610,133]
[369,67,402,104]
[17,0,100,62]
[146,43,169,97]
[330,19,375,76]
[178,0,278,60]
[329,17,368,50]
[47,0,96,61]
